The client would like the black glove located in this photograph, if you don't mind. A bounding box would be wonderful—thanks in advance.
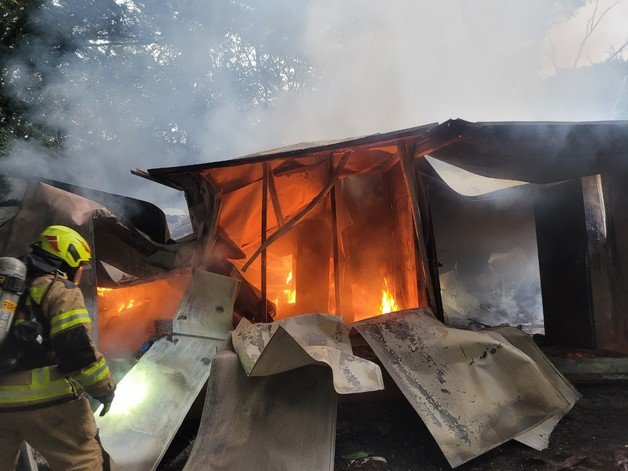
[94,390,115,417]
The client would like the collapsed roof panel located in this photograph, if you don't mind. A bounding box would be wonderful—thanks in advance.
[142,122,438,178]
[429,119,628,183]
[142,120,628,192]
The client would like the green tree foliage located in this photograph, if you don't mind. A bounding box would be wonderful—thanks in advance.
[1,0,48,154]
[0,0,315,165]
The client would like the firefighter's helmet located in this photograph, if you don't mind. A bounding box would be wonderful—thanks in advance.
[37,225,92,268]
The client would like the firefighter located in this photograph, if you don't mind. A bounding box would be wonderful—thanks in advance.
[0,225,116,470]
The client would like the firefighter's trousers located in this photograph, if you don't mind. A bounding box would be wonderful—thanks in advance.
[0,396,105,470]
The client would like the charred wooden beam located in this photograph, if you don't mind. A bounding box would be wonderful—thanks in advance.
[329,154,342,315]
[582,174,615,350]
[268,170,285,227]
[261,162,269,320]
[398,141,438,317]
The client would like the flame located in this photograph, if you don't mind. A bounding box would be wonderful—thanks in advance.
[273,271,296,308]
[97,286,137,314]
[380,278,399,314]
[117,298,135,313]
[284,271,296,304]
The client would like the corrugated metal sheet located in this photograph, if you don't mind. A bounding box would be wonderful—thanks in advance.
[184,345,337,471]
[354,309,572,468]
[232,313,384,394]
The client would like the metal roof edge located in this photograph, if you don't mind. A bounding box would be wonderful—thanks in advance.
[144,122,440,177]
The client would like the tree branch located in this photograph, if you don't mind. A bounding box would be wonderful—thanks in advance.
[574,0,620,68]
[607,39,628,62]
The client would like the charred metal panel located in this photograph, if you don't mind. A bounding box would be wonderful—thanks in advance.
[430,120,628,183]
[354,309,570,468]
[0,183,105,340]
[9,176,171,243]
[184,348,337,471]
[534,180,595,348]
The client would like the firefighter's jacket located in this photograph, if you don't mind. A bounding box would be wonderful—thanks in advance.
[0,273,116,410]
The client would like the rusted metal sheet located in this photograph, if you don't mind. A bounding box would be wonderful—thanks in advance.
[487,326,580,450]
[96,269,238,471]
[354,309,571,468]
[232,313,383,394]
[184,345,337,471]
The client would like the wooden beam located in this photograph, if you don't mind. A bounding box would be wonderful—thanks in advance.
[268,170,285,227]
[398,140,438,315]
[582,174,615,349]
[191,175,222,270]
[261,162,269,321]
[329,154,342,316]
[242,152,351,272]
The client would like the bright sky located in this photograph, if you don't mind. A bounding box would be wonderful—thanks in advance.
[541,0,628,75]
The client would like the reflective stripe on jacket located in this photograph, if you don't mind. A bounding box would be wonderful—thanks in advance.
[0,366,75,408]
[0,358,112,409]
[0,274,116,410]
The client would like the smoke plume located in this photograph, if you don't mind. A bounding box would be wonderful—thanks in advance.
[0,0,625,206]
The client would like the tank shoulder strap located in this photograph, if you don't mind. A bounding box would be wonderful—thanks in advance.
[21,272,60,322]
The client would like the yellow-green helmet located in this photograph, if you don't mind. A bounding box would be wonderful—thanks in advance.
[37,225,92,268]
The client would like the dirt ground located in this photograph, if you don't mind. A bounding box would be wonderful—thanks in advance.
[156,382,627,470]
[28,381,624,470]
[334,383,628,471]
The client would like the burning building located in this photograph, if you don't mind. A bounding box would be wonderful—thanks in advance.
[2,118,628,470]
[138,118,628,353]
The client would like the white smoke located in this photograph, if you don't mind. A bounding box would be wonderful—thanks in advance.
[1,0,626,207]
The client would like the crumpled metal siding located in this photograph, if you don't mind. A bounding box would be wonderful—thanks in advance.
[184,346,337,471]
[232,313,384,394]
[354,309,572,468]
